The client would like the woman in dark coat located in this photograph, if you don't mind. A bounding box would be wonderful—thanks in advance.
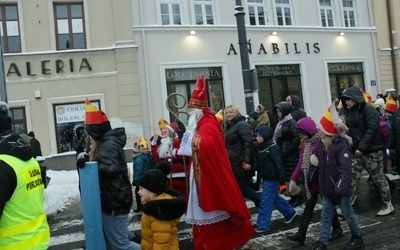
[223,105,260,207]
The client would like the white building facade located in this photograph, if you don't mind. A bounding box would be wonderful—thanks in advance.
[132,0,381,134]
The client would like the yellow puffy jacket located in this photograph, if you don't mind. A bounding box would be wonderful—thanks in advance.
[140,189,186,250]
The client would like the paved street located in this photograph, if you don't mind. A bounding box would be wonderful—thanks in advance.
[48,170,400,250]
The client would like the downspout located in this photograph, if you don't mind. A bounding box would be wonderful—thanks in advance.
[386,0,399,92]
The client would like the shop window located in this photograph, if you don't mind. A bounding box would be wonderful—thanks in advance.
[319,0,334,27]
[9,107,26,134]
[165,67,224,124]
[328,62,365,102]
[0,4,21,53]
[275,0,292,26]
[248,0,267,26]
[54,3,86,50]
[160,1,182,25]
[53,100,100,153]
[193,0,214,25]
[256,64,302,113]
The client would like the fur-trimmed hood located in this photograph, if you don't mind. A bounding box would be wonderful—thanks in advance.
[141,189,186,221]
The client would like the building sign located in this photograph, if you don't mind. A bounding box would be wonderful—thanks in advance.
[6,58,92,77]
[55,101,99,124]
[328,62,363,74]
[227,41,320,55]
[166,67,222,81]
[256,64,300,76]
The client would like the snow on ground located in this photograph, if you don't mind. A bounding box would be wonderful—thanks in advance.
[44,170,80,216]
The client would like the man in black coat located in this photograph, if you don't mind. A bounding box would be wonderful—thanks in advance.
[340,86,394,216]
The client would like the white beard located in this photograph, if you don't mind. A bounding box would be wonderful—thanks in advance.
[157,137,173,158]
[187,109,203,133]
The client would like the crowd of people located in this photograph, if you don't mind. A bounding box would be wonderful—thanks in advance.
[75,84,398,250]
[2,80,400,250]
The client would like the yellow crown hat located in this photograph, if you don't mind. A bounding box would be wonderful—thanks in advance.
[139,136,148,150]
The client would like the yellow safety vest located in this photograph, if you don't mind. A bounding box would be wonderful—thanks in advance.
[0,154,50,250]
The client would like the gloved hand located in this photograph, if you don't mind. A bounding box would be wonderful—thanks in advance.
[76,157,88,168]
[289,180,297,193]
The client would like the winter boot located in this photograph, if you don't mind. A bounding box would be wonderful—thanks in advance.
[286,225,307,245]
[377,201,395,216]
[343,235,364,250]
[313,241,327,250]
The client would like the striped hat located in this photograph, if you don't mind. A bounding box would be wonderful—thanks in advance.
[385,93,398,113]
[319,101,338,136]
[215,109,224,125]
[362,90,376,107]
[84,98,108,125]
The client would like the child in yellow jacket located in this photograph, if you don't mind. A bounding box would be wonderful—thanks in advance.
[138,167,186,250]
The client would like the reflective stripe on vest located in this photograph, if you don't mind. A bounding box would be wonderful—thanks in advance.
[0,154,50,250]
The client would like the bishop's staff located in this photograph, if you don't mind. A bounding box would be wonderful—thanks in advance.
[166,92,189,194]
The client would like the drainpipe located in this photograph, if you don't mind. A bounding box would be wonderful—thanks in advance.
[386,0,399,93]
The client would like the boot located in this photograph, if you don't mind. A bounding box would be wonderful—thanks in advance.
[286,232,305,245]
[343,235,364,250]
[377,201,395,216]
[313,241,327,250]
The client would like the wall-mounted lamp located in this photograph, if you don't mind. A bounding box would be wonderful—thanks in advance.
[189,30,196,35]
[339,32,345,36]
[271,31,278,36]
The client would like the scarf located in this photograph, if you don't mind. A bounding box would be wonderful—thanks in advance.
[273,113,293,141]
[301,132,320,200]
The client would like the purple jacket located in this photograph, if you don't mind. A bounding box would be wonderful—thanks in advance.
[317,136,353,197]
[291,117,320,192]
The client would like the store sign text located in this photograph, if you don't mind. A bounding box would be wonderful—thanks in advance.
[55,101,99,124]
[7,58,93,77]
[227,41,320,55]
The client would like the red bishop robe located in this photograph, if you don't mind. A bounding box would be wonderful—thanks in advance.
[191,109,255,250]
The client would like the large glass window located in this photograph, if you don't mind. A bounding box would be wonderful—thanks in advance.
[319,0,334,27]
[342,0,356,27]
[160,1,182,25]
[0,4,21,53]
[328,62,365,102]
[248,0,266,26]
[54,3,86,50]
[53,101,100,153]
[275,0,292,26]
[165,67,224,124]
[256,64,302,113]
[9,107,26,134]
[193,0,214,25]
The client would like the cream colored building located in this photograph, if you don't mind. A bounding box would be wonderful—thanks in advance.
[133,0,382,135]
[372,0,400,93]
[2,0,140,169]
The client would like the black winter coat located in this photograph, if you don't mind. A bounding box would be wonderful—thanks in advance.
[255,140,285,183]
[94,127,133,215]
[274,102,300,181]
[340,87,382,154]
[224,113,254,180]
[389,108,400,153]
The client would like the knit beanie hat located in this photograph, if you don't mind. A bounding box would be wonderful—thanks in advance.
[138,169,167,195]
[0,102,12,134]
[248,111,259,120]
[296,117,318,137]
[256,126,274,141]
